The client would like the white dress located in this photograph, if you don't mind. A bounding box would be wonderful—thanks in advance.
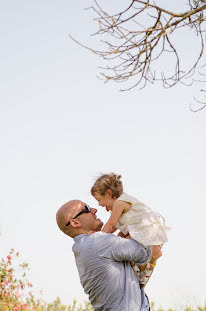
[115,193,169,247]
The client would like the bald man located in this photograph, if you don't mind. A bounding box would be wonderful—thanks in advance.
[56,200,153,311]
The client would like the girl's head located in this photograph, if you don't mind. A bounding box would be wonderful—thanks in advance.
[91,173,123,211]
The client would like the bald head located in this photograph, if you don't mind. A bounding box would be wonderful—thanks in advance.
[56,200,103,238]
[56,200,82,236]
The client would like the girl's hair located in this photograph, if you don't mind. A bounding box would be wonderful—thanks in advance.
[91,173,123,198]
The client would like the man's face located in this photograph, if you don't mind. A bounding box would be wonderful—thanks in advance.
[74,202,103,232]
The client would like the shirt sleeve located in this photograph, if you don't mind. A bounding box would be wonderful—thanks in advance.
[95,233,152,265]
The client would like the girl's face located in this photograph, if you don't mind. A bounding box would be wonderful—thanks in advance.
[94,190,116,212]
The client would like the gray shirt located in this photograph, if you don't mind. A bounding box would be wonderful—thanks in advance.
[72,232,152,311]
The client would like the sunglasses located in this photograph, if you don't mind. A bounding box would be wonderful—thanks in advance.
[65,204,91,227]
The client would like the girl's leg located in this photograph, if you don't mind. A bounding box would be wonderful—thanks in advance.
[118,233,162,288]
[138,245,162,288]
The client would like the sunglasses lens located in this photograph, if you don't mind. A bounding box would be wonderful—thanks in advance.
[85,205,91,212]
[65,205,91,226]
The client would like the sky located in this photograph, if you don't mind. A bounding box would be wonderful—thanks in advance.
[0,0,206,309]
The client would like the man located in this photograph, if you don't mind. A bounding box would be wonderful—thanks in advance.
[56,200,158,310]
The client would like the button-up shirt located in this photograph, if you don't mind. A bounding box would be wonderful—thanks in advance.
[73,232,152,311]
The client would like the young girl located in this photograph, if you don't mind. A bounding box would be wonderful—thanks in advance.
[91,173,169,288]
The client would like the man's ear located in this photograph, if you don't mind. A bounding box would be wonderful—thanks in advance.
[70,218,81,228]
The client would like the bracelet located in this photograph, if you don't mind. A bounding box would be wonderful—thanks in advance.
[150,263,156,267]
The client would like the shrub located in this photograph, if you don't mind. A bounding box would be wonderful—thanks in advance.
[0,250,205,310]
[0,249,43,311]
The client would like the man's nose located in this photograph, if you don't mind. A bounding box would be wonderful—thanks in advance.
[91,208,97,214]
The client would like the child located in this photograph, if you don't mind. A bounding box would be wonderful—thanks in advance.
[91,173,169,288]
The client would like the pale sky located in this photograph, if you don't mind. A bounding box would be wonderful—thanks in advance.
[0,1,206,309]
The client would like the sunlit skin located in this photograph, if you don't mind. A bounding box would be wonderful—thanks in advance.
[56,200,103,237]
[93,190,131,233]
[93,190,116,212]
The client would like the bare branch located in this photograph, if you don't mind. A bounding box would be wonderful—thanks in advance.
[72,0,206,110]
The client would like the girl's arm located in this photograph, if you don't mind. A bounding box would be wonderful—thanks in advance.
[102,201,130,233]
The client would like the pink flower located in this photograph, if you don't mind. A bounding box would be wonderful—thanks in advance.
[20,303,26,308]
[16,290,21,297]
[7,255,12,260]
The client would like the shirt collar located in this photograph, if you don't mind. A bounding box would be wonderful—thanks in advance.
[73,234,88,243]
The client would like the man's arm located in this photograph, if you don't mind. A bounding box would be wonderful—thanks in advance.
[96,233,152,265]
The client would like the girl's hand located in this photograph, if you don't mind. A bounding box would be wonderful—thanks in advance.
[117,231,126,238]
[117,232,131,239]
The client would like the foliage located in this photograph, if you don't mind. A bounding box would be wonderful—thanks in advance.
[150,301,206,311]
[45,297,93,311]
[0,250,93,311]
[0,249,43,310]
[0,250,205,310]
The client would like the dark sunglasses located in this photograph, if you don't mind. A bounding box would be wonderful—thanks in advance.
[65,204,91,227]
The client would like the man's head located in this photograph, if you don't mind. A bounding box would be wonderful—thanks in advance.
[56,200,103,238]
